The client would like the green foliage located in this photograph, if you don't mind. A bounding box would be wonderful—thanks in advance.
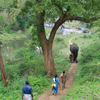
[0,43,70,99]
[16,14,29,31]
[10,22,19,31]
[53,36,66,50]
[75,40,100,84]
[83,34,92,38]
[54,37,64,43]
[80,41,100,63]
[61,35,100,100]
[0,15,5,27]
[0,47,44,81]
[0,32,3,34]
[29,75,51,99]
[0,41,2,45]
[5,25,12,33]
[61,81,100,100]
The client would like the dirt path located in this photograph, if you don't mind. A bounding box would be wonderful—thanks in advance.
[66,36,77,56]
[37,36,78,100]
[37,63,77,100]
[67,35,83,56]
[68,36,78,47]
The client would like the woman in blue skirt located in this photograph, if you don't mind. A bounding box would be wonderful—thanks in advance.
[52,74,60,95]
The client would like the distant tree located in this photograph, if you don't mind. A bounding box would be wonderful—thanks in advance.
[0,42,8,86]
[0,0,27,27]
[16,15,29,31]
[0,0,14,27]
[21,0,100,77]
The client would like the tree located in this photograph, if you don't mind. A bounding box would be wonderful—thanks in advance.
[0,0,14,27]
[16,14,29,31]
[0,0,27,27]
[21,0,100,77]
[0,42,8,86]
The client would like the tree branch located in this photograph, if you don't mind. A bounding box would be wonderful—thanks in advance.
[52,2,64,14]
[49,16,63,43]
[3,12,14,27]
[70,16,99,23]
[67,6,70,12]
[49,15,71,43]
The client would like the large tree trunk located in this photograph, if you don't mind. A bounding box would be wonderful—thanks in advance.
[35,0,74,77]
[36,8,71,77]
[36,11,57,77]
[0,46,8,86]
[42,41,56,77]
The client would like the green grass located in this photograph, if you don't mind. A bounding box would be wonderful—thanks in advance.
[0,32,28,43]
[61,36,100,100]
[61,81,100,100]
[0,43,70,100]
[64,21,83,27]
[0,22,100,100]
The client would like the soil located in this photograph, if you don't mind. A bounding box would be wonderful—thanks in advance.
[37,36,78,100]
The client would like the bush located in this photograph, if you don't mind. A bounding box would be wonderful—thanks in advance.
[54,37,64,43]
[0,15,5,27]
[83,34,92,38]
[0,31,3,34]
[76,40,100,84]
[5,25,12,33]
[29,75,51,99]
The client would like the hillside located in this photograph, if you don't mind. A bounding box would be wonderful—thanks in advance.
[61,35,100,100]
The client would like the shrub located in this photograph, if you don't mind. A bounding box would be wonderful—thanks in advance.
[54,37,64,43]
[0,31,3,34]
[83,34,92,38]
[5,25,12,33]
[76,40,100,84]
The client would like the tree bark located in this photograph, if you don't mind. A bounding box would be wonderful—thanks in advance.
[0,46,8,86]
[36,8,71,77]
[36,11,57,77]
[42,41,56,77]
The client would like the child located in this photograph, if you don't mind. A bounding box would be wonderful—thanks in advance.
[69,53,74,63]
[60,71,66,90]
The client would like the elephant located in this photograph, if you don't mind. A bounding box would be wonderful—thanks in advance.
[70,43,79,63]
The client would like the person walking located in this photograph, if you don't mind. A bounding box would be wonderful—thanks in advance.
[52,74,60,96]
[60,71,66,90]
[22,80,34,100]
[69,53,74,63]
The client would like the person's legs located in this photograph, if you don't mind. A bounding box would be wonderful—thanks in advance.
[63,82,65,88]
[52,86,56,95]
[62,82,64,90]
[52,85,58,95]
[70,57,71,63]
[62,82,66,90]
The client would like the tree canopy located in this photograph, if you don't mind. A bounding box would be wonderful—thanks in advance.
[21,0,100,24]
[20,0,100,77]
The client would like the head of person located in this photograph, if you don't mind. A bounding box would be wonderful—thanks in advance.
[63,71,65,74]
[55,74,57,78]
[25,80,29,85]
